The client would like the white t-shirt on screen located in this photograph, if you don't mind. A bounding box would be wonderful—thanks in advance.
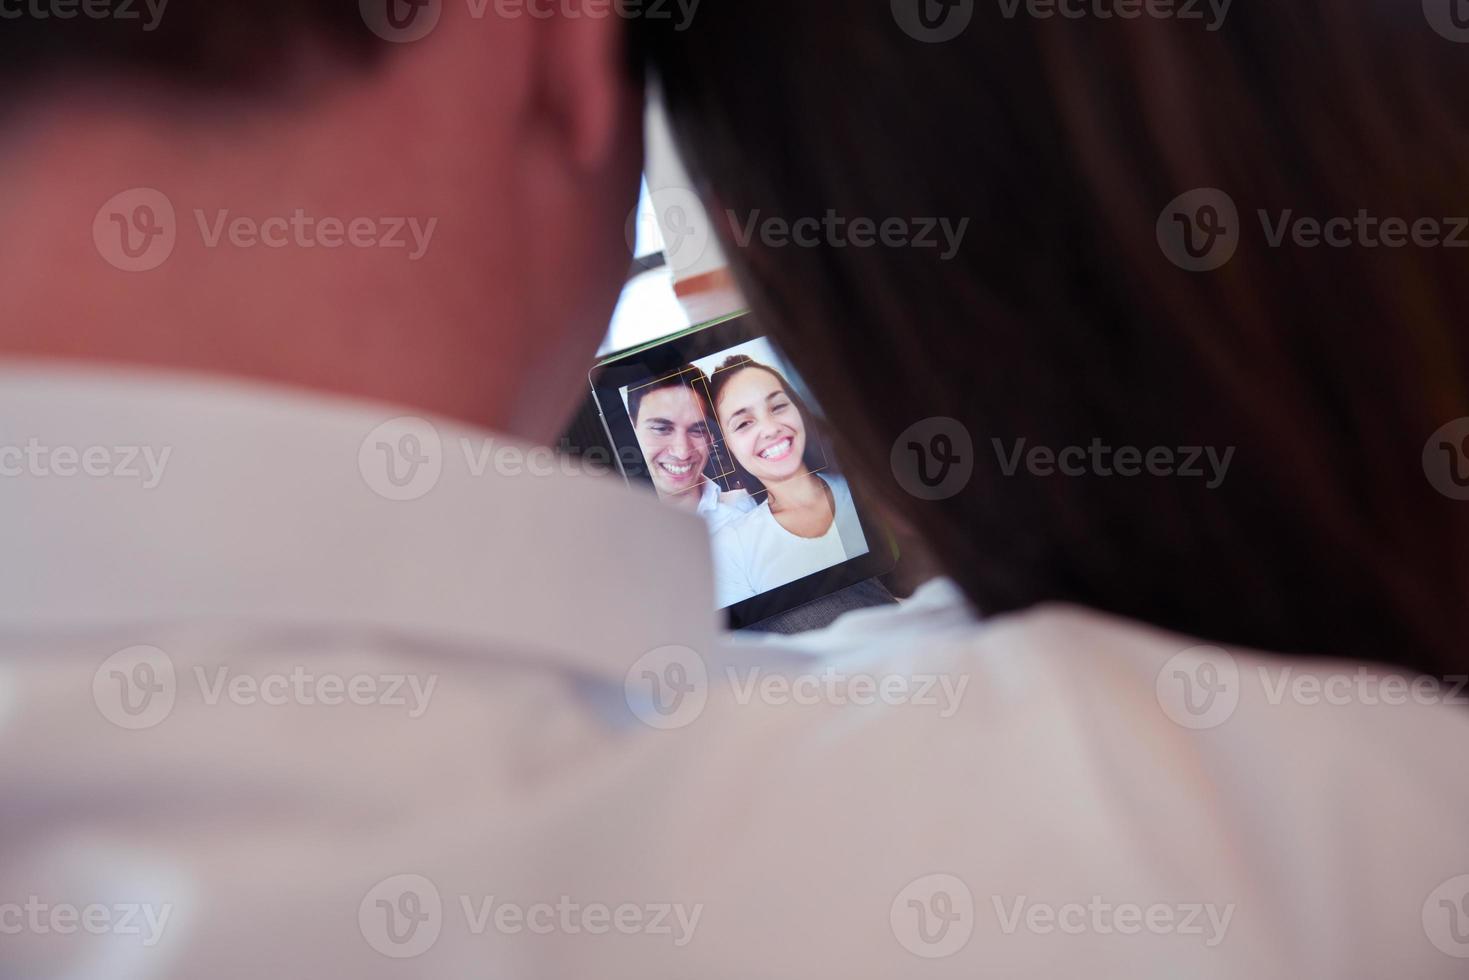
[712,473,869,607]
[695,480,758,536]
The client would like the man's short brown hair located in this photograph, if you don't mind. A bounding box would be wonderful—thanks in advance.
[5,1,380,90]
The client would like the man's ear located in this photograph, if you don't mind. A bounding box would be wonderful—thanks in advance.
[536,11,640,172]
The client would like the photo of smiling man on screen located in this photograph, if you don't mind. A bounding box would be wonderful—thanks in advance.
[627,365,757,535]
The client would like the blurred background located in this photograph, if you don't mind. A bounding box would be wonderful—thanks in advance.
[604,98,740,355]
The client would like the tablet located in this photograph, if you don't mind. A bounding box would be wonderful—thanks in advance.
[590,312,895,628]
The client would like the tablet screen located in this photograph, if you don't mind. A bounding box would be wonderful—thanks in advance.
[592,316,890,625]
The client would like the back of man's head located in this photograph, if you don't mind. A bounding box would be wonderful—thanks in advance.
[3,1,643,442]
[2,2,371,86]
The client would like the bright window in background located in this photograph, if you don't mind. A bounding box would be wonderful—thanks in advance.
[601,179,691,356]
[629,177,666,260]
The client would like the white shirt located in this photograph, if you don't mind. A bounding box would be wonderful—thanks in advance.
[711,473,870,607]
[531,582,1469,979]
[694,479,757,535]
[0,366,726,979]
[4,367,1469,979]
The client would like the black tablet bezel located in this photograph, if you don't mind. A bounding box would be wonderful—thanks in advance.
[589,311,896,630]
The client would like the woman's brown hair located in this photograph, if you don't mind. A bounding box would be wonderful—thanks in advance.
[635,2,1469,677]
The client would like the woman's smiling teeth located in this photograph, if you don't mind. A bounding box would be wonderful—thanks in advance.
[759,438,794,461]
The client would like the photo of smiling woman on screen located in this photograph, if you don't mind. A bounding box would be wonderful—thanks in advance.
[708,354,870,607]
